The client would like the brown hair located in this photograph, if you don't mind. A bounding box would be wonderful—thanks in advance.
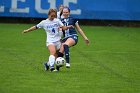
[48,8,57,17]
[63,6,70,12]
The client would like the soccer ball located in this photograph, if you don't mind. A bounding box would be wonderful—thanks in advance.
[55,57,65,66]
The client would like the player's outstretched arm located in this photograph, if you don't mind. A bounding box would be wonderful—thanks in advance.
[22,26,37,34]
[75,23,90,45]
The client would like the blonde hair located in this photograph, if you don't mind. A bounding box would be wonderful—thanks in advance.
[48,8,57,17]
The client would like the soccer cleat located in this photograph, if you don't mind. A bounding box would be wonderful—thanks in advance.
[56,65,62,71]
[52,69,58,72]
[56,66,60,71]
[66,63,70,68]
[44,62,49,71]
[56,65,64,71]
[50,67,55,72]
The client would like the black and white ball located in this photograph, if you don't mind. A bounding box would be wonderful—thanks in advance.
[55,57,65,66]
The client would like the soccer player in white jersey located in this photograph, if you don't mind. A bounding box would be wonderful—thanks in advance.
[57,4,64,19]
[22,8,73,72]
[57,4,65,37]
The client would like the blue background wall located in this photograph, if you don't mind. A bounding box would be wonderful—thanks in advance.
[0,0,140,20]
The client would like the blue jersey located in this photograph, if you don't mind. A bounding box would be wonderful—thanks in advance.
[61,17,78,38]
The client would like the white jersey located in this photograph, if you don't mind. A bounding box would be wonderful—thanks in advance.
[57,11,64,19]
[36,18,64,43]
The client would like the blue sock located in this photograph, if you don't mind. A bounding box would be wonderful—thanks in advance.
[64,44,70,63]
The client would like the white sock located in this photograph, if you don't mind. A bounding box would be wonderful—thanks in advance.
[49,55,55,67]
[47,61,50,66]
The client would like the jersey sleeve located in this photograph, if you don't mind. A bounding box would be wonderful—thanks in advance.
[58,19,64,26]
[74,19,78,25]
[36,20,44,28]
[57,12,60,19]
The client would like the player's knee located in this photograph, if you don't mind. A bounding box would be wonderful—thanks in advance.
[64,39,75,47]
[63,44,69,48]
[50,50,56,55]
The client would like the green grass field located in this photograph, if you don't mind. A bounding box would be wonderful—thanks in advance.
[0,23,140,93]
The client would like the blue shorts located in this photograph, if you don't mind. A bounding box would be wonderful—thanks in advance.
[62,35,78,46]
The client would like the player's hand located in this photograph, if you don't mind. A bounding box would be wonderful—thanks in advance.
[68,25,74,28]
[84,38,90,45]
[22,30,28,34]
[70,25,74,28]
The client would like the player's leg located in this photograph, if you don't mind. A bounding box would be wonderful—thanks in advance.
[63,38,76,68]
[55,41,63,71]
[55,43,64,71]
[63,35,78,68]
[47,44,57,71]
[58,43,64,57]
[57,35,78,68]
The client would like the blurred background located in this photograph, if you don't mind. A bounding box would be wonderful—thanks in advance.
[0,0,140,26]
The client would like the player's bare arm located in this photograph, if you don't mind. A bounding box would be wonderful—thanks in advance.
[75,23,90,45]
[22,26,38,34]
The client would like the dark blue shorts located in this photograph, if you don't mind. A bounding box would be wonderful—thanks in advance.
[62,35,78,46]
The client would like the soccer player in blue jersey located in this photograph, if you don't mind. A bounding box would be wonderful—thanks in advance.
[57,7,90,70]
